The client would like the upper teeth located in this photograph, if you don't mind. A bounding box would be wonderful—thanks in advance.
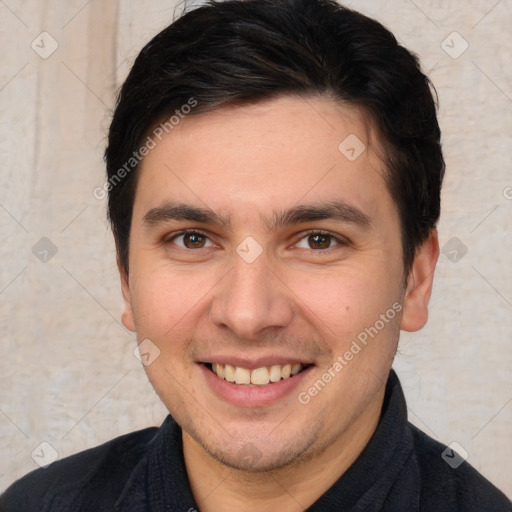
[212,363,303,386]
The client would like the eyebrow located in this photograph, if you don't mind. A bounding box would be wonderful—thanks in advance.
[268,201,371,230]
[142,203,228,227]
[142,200,371,231]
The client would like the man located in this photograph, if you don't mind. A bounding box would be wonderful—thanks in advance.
[1,0,510,510]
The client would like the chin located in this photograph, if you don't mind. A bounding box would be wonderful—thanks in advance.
[187,419,324,474]
[205,443,307,473]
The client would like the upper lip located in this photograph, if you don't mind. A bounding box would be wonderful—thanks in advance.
[198,356,313,370]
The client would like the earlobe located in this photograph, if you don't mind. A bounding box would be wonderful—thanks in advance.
[400,229,440,332]
[118,257,136,333]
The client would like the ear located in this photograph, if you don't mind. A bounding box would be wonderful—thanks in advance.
[400,228,440,332]
[118,256,136,333]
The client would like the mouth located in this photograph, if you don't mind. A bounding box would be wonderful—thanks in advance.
[203,362,312,387]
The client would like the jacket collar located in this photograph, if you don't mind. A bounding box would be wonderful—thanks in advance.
[308,370,418,510]
[115,369,415,511]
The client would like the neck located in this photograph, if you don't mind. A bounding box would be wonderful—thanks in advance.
[183,387,385,512]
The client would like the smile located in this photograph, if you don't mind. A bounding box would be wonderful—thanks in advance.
[208,363,306,386]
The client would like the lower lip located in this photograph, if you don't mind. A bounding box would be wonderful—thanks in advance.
[199,364,313,407]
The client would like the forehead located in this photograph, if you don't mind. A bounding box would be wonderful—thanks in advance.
[134,95,395,227]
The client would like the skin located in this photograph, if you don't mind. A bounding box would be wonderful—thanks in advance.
[119,95,439,511]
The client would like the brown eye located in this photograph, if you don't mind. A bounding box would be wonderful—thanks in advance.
[307,234,334,249]
[295,232,344,251]
[170,231,212,249]
[183,233,206,248]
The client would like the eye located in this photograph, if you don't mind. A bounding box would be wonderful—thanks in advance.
[168,230,214,249]
[295,232,345,250]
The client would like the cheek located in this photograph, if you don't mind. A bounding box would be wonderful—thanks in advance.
[288,265,395,326]
[129,265,207,339]
[285,266,402,369]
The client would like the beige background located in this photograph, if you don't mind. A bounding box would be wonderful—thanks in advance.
[0,0,511,498]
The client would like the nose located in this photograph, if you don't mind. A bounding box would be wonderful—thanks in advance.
[209,252,294,340]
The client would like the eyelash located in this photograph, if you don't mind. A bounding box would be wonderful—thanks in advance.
[166,229,216,249]
[294,230,348,251]
[166,229,348,251]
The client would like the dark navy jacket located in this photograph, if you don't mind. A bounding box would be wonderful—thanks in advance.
[1,370,511,511]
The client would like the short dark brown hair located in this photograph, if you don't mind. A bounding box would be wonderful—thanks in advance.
[105,0,445,275]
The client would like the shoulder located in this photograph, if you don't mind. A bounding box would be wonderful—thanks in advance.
[409,423,512,511]
[0,425,159,512]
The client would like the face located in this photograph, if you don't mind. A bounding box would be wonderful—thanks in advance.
[120,95,436,472]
